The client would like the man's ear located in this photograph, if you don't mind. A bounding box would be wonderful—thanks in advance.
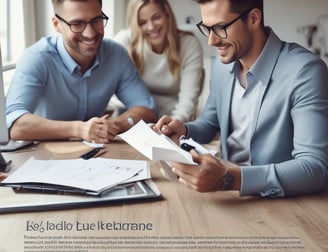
[248,8,262,29]
[52,16,61,33]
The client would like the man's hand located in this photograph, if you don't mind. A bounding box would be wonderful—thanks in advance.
[153,115,187,143]
[171,150,241,192]
[81,115,119,143]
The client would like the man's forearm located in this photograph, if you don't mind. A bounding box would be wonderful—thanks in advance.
[9,113,81,141]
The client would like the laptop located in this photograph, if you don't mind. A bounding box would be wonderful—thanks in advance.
[0,44,34,154]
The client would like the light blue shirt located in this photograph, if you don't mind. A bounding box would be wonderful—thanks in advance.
[6,36,155,127]
[186,27,328,197]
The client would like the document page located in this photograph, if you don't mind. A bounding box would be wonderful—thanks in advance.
[1,157,149,194]
[118,120,195,164]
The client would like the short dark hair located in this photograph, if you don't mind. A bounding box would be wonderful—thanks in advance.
[194,0,262,12]
[194,0,264,27]
[52,0,102,12]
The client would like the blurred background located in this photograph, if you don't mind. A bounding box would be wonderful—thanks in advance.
[1,0,327,106]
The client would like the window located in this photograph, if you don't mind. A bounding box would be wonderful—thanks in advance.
[0,0,25,93]
[0,0,24,63]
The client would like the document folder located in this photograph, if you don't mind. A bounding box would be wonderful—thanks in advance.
[0,179,162,214]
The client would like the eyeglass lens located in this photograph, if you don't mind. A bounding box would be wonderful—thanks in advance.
[70,17,108,33]
[198,24,226,38]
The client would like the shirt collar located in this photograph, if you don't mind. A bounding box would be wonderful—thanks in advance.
[250,27,283,86]
[57,36,100,76]
[230,27,283,86]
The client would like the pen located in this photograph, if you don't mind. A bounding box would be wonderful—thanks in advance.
[180,143,196,152]
[94,148,107,158]
[80,147,103,160]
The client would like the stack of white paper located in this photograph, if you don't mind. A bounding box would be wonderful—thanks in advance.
[1,157,150,196]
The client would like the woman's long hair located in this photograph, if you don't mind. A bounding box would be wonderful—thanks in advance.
[126,0,181,77]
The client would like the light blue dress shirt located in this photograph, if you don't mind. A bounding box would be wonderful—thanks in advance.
[6,36,155,127]
[186,27,328,197]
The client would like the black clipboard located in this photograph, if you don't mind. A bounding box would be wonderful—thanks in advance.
[0,179,162,214]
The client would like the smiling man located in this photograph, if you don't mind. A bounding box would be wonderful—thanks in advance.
[154,0,328,197]
[6,0,157,143]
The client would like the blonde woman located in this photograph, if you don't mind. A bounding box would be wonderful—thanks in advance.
[114,0,204,122]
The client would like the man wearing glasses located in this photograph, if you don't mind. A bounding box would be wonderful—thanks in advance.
[6,0,157,144]
[154,0,328,197]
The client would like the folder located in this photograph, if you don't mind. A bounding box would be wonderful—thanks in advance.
[0,179,162,214]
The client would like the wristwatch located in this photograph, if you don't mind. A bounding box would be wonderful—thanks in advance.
[220,172,235,190]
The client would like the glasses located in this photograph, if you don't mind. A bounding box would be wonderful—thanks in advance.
[197,9,252,39]
[55,12,109,33]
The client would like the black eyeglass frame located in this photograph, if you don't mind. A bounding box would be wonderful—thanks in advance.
[55,12,109,33]
[196,9,253,39]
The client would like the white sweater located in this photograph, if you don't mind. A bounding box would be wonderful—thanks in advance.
[114,30,204,122]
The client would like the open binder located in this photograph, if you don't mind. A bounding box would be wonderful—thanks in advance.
[0,179,162,214]
[0,157,162,213]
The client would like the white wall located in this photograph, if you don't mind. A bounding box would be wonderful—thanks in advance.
[103,0,128,37]
[264,0,328,60]
[35,0,55,38]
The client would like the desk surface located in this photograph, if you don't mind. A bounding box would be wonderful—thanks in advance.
[0,141,327,252]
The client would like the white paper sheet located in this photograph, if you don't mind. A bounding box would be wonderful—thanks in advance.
[118,120,196,164]
[2,157,149,193]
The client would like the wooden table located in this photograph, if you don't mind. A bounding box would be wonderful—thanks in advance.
[0,140,327,252]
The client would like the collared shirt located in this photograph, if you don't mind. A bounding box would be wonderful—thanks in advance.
[227,67,261,165]
[6,36,155,127]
